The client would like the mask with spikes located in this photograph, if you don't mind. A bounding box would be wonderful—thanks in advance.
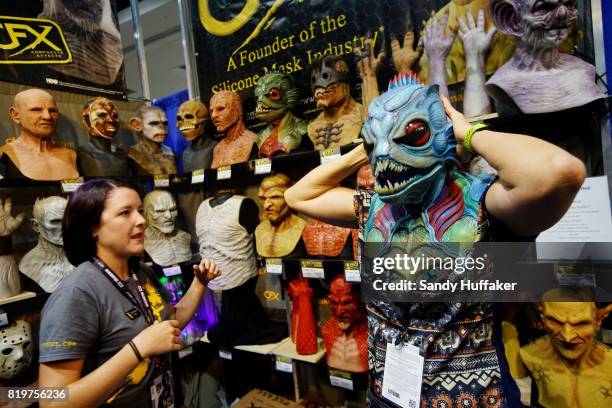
[361,73,457,205]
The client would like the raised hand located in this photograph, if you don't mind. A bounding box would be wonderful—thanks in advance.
[422,12,455,63]
[193,258,220,286]
[354,32,386,81]
[457,9,496,62]
[0,198,25,237]
[391,31,421,73]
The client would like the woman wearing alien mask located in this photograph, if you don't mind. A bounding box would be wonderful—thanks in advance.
[285,76,585,406]
[37,179,220,407]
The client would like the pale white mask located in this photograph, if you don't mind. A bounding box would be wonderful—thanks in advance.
[32,196,67,246]
[0,320,33,380]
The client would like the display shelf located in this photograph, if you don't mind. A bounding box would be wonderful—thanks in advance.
[200,332,285,355]
[272,337,326,364]
[0,291,36,306]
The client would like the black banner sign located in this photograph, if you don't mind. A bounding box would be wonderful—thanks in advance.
[0,1,127,99]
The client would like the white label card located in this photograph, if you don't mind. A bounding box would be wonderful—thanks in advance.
[301,260,324,279]
[254,158,272,175]
[61,177,84,193]
[344,261,361,282]
[217,166,231,180]
[329,370,353,390]
[275,356,293,373]
[265,258,283,274]
[162,265,182,277]
[153,175,170,188]
[178,346,193,359]
[0,312,8,327]
[320,147,341,164]
[219,349,232,360]
[191,169,205,184]
[382,343,423,408]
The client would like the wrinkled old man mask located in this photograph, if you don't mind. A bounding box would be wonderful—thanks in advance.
[82,97,119,139]
[176,100,208,141]
[258,174,291,226]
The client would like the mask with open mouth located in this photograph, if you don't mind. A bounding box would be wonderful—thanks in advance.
[362,73,457,205]
[176,100,208,141]
[82,97,120,139]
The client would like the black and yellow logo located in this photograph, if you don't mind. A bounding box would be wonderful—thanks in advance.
[0,16,72,64]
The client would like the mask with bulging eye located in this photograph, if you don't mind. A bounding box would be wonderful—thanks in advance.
[82,97,120,139]
[176,100,209,141]
[0,320,33,380]
[361,74,456,205]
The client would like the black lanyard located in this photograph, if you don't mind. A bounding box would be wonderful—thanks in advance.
[92,257,155,325]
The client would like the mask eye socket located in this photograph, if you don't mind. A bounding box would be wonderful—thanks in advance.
[268,88,281,101]
[398,120,430,147]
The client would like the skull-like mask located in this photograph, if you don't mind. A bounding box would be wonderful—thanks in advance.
[0,320,33,380]
[32,196,67,246]
[82,97,120,139]
[176,100,208,141]
[144,190,178,235]
[361,74,456,204]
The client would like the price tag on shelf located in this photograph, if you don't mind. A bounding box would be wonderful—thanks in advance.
[191,169,205,184]
[319,147,341,164]
[162,265,182,277]
[344,261,361,282]
[61,177,84,193]
[265,258,283,274]
[154,175,170,187]
[0,312,8,327]
[178,346,193,359]
[301,260,324,279]
[216,166,231,180]
[254,158,272,175]
[329,369,353,390]
[275,356,293,373]
[219,349,232,360]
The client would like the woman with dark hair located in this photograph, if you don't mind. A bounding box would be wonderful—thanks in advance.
[38,179,220,408]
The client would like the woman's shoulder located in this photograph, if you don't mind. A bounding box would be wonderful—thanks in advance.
[52,261,105,296]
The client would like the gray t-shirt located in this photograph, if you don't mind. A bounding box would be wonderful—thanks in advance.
[39,261,172,407]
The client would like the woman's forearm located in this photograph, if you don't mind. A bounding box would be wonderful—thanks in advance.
[284,144,369,227]
[174,279,206,329]
[40,346,141,408]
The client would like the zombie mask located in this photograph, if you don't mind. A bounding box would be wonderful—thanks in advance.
[130,106,168,143]
[32,196,67,246]
[144,190,178,235]
[254,73,298,123]
[210,91,242,133]
[362,74,456,205]
[490,0,577,51]
[328,275,363,331]
[258,174,291,225]
[176,100,208,141]
[82,97,119,139]
[538,302,605,362]
[310,56,350,109]
[0,320,33,380]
